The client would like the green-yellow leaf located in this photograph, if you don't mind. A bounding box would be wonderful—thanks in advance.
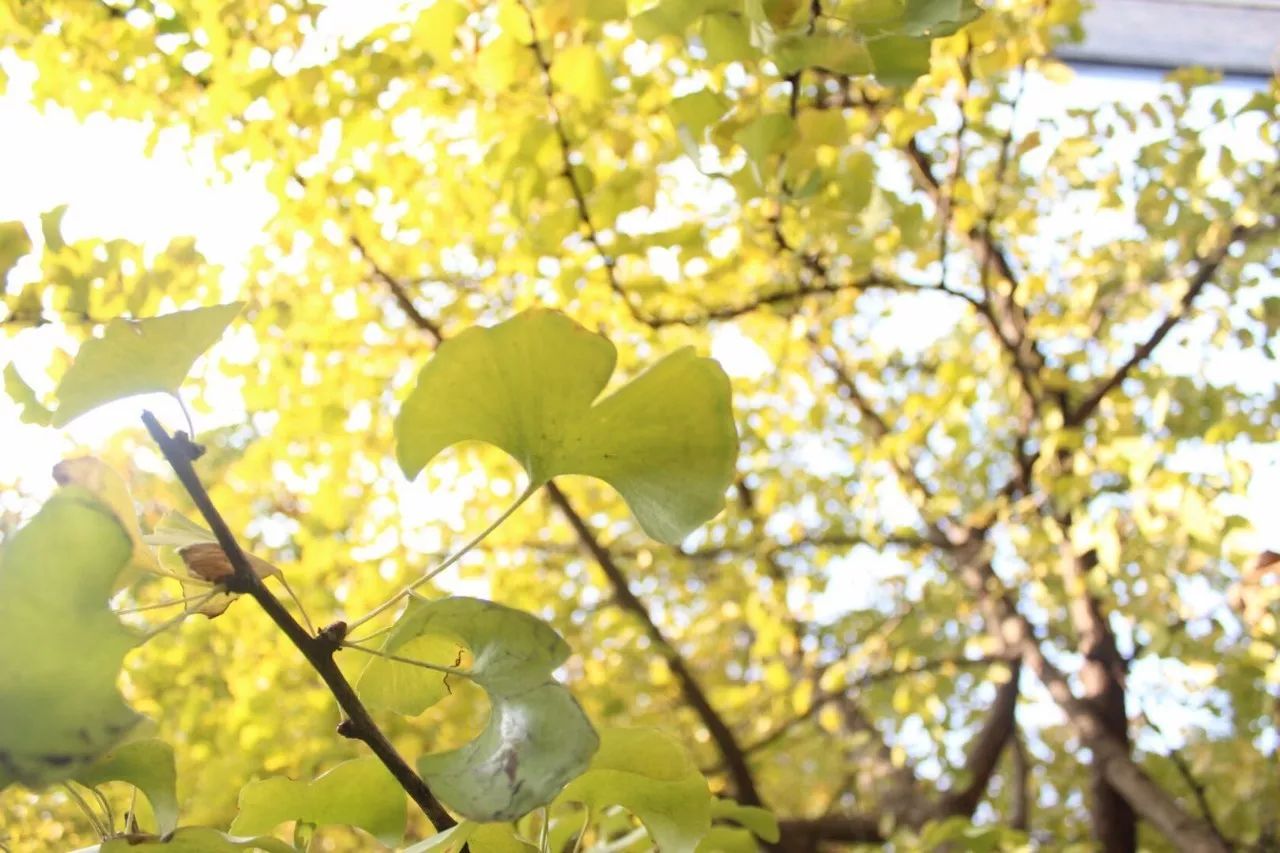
[0,490,143,790]
[0,219,32,279]
[708,798,779,843]
[4,363,52,426]
[229,757,407,847]
[76,827,296,852]
[558,728,711,853]
[53,456,160,588]
[75,738,179,835]
[358,596,598,822]
[867,35,932,85]
[396,310,737,544]
[550,45,610,106]
[51,302,244,427]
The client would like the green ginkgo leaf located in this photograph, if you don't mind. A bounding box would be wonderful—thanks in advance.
[72,827,296,852]
[558,728,712,853]
[708,798,779,843]
[53,456,160,589]
[75,738,179,835]
[0,219,32,279]
[229,757,407,847]
[395,310,737,544]
[357,596,598,822]
[4,362,53,425]
[51,302,244,427]
[0,489,143,790]
[400,818,539,853]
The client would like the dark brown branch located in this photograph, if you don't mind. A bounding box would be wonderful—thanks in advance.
[776,815,884,850]
[140,412,456,832]
[349,235,443,343]
[940,659,1021,818]
[517,0,642,322]
[1058,541,1135,852]
[1066,217,1277,426]
[1009,727,1030,832]
[903,137,1049,415]
[951,550,1229,853]
[545,481,765,807]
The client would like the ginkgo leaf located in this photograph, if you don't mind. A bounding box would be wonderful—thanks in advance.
[53,456,160,589]
[4,362,52,425]
[357,596,598,822]
[229,757,407,847]
[75,738,179,835]
[51,302,244,427]
[558,728,711,853]
[708,798,779,843]
[417,682,596,823]
[396,310,737,544]
[0,219,32,278]
[0,489,143,790]
[401,821,537,853]
[73,827,296,852]
[358,595,569,709]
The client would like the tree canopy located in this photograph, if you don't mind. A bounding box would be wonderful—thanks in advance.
[1,1,1278,851]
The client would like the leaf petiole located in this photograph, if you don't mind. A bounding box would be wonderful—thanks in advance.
[339,640,472,681]
[345,483,539,633]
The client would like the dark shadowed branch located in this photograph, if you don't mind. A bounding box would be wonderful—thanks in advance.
[140,412,457,832]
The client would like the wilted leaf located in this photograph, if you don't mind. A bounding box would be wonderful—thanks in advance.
[145,511,281,618]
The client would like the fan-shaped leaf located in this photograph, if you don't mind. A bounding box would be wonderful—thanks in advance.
[558,728,711,853]
[229,757,406,847]
[395,310,736,544]
[0,489,143,790]
[51,301,243,427]
[74,827,296,852]
[53,456,159,589]
[357,597,598,822]
[75,738,179,835]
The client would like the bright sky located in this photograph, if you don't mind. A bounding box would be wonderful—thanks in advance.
[1,40,1277,778]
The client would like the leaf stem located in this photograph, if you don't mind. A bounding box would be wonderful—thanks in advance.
[143,591,218,637]
[61,783,108,839]
[346,483,539,633]
[340,640,472,680]
[114,593,216,615]
[87,785,115,835]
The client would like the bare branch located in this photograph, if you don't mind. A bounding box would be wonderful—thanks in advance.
[545,481,765,808]
[1067,216,1279,426]
[140,413,457,832]
[349,235,443,343]
[940,658,1022,819]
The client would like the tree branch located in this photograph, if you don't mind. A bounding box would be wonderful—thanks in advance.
[1066,217,1278,426]
[140,412,457,832]
[349,235,443,343]
[939,658,1021,819]
[545,481,765,807]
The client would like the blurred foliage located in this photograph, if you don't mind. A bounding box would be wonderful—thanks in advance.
[1,0,1278,850]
